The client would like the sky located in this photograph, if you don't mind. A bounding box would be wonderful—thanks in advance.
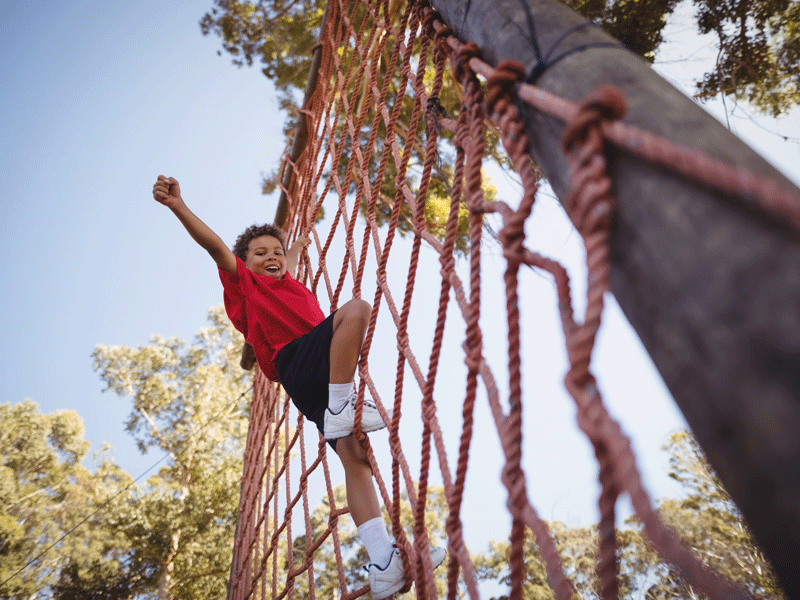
[2,0,799,569]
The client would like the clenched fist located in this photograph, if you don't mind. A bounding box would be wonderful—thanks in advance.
[152,175,183,210]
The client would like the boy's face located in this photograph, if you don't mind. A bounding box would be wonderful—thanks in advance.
[245,235,287,279]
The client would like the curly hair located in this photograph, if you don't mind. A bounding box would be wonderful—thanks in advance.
[232,224,286,261]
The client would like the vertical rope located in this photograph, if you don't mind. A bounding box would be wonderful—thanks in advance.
[225,1,794,599]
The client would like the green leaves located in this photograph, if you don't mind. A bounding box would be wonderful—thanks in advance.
[564,0,681,61]
[200,0,326,123]
[693,0,800,116]
[0,400,112,599]
[89,307,251,599]
[474,429,785,599]
[2,308,252,599]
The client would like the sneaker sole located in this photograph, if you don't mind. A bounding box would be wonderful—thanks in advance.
[431,547,447,569]
[323,418,389,440]
[323,405,393,439]
[372,580,404,600]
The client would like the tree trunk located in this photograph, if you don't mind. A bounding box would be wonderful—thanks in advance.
[431,0,800,596]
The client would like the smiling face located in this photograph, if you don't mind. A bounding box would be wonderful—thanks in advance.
[245,235,287,279]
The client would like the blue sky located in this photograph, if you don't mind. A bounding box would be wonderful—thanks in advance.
[2,0,799,558]
[1,0,287,470]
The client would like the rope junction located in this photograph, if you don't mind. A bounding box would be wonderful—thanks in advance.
[227,1,800,599]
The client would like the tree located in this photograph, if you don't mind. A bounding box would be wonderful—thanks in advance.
[692,0,800,116]
[562,0,681,61]
[1,400,88,597]
[474,430,784,600]
[2,308,263,599]
[91,306,253,600]
[634,431,784,600]
[0,400,136,599]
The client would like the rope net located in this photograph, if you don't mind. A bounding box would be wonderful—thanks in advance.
[227,1,800,599]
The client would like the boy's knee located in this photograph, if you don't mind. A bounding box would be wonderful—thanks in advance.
[351,298,371,316]
[343,299,371,323]
[337,436,372,469]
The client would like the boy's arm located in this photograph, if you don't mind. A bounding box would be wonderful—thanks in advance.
[153,175,237,275]
[286,235,311,277]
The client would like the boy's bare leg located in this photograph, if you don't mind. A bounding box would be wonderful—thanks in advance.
[336,434,382,525]
[330,299,371,384]
[330,299,396,572]
[329,299,382,525]
[329,300,381,527]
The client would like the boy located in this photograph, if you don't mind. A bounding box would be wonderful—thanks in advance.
[152,175,443,598]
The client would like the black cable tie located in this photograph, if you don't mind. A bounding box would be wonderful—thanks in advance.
[525,62,549,85]
[547,42,621,73]
[513,0,622,86]
[461,0,473,32]
[517,0,544,64]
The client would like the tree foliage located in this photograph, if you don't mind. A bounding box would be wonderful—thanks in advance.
[474,430,784,600]
[91,306,252,600]
[642,431,784,599]
[692,0,800,115]
[199,0,326,116]
[0,401,136,599]
[1,308,254,599]
[563,0,681,61]
[200,0,799,118]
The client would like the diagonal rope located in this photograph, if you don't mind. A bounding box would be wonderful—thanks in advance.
[227,1,799,599]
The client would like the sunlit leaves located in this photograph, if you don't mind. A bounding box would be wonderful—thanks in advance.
[693,0,799,115]
[90,306,252,599]
[0,401,132,599]
[473,430,785,599]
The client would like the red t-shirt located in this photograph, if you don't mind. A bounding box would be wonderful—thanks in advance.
[219,257,326,381]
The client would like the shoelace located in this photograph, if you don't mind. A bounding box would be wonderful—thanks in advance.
[363,547,399,572]
[350,395,378,410]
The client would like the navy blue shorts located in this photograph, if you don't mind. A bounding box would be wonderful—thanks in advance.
[275,311,338,451]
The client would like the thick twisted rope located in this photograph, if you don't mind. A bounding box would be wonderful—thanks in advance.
[228,1,798,599]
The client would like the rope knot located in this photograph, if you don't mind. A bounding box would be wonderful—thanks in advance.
[426,96,447,134]
[421,7,440,38]
[433,24,454,56]
[484,60,526,118]
[454,42,481,83]
[561,85,626,155]
[498,210,528,266]
[559,86,626,234]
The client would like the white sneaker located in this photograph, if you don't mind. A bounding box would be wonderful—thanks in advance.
[429,545,447,570]
[366,545,447,599]
[323,392,391,440]
[367,547,405,599]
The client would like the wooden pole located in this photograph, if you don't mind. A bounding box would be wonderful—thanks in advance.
[274,0,332,229]
[431,0,800,596]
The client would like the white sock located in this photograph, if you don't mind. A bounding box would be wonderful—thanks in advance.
[358,516,394,567]
[328,382,355,414]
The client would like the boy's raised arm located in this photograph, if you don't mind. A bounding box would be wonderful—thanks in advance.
[152,175,237,275]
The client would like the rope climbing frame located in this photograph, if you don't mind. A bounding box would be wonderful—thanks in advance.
[227,1,800,599]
